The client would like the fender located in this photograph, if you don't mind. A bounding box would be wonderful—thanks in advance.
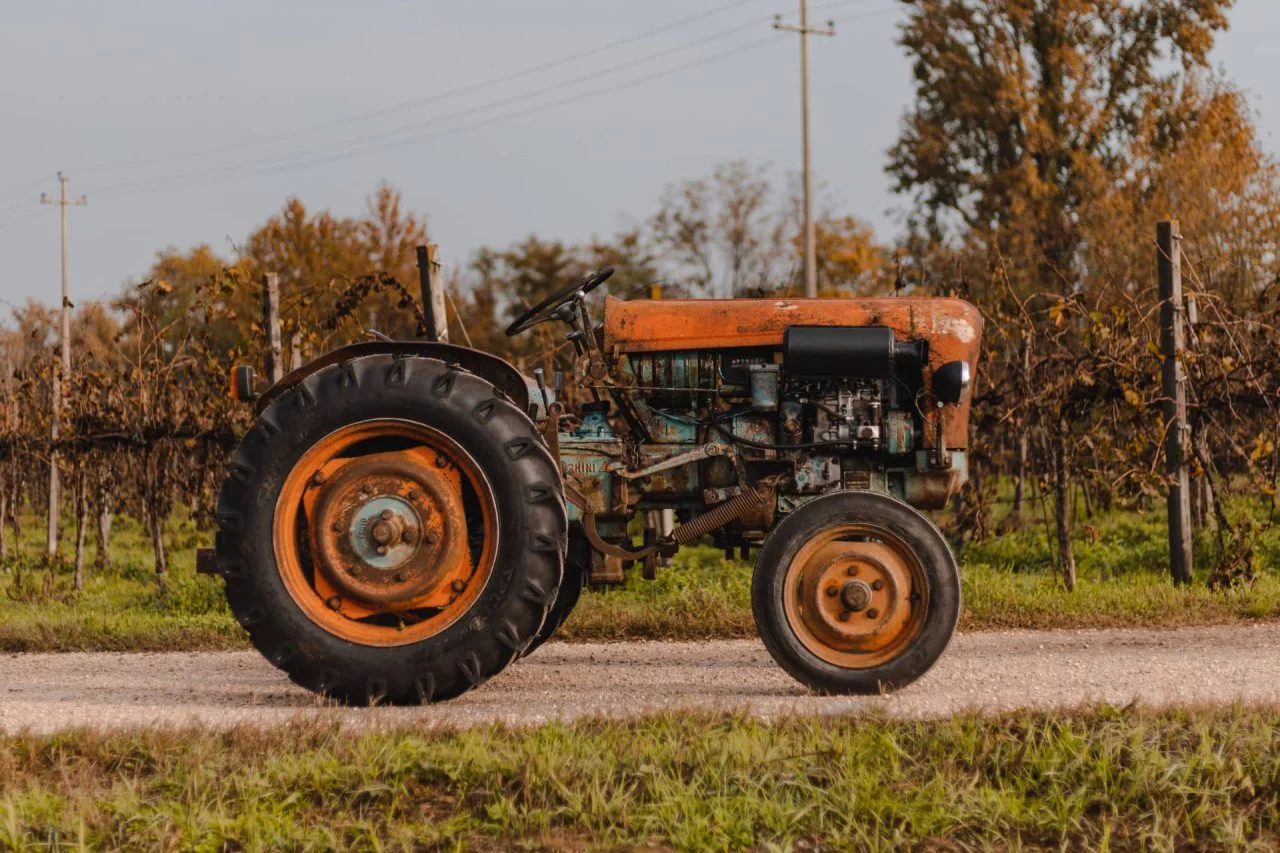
[254,341,530,415]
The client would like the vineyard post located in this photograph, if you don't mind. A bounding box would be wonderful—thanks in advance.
[1158,220,1194,585]
[416,244,448,343]
[262,272,283,383]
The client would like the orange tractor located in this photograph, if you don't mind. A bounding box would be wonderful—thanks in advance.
[205,269,981,704]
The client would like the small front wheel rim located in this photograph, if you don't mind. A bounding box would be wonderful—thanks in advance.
[273,419,498,647]
[781,522,929,669]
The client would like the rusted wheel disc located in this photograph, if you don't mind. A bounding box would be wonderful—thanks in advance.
[782,523,929,669]
[273,419,497,646]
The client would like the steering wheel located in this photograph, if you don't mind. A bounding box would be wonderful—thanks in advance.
[505,267,614,337]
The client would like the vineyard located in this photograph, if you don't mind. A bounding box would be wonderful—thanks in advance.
[3,2,1280,609]
[0,213,1277,606]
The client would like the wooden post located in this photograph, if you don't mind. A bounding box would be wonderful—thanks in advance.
[47,361,60,561]
[262,272,283,383]
[1158,220,1194,585]
[416,244,448,343]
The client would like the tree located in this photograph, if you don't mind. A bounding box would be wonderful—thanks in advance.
[889,0,1233,296]
[811,216,887,295]
[651,160,792,297]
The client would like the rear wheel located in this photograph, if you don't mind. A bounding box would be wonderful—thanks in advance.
[521,531,589,655]
[214,354,566,704]
[752,491,959,694]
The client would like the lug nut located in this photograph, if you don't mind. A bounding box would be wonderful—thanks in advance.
[847,566,858,577]
[380,509,393,520]
[408,490,421,500]
[346,566,359,576]
[359,485,372,497]
[838,611,851,622]
[325,596,341,611]
[425,532,439,545]
[451,580,466,593]
[311,471,327,486]
[866,608,879,619]
[825,585,838,598]
[394,571,407,582]
[331,521,344,533]
[435,454,449,468]
[376,545,388,556]
[402,528,416,543]
[871,580,884,591]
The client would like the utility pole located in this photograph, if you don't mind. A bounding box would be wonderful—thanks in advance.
[774,2,834,299]
[40,172,86,560]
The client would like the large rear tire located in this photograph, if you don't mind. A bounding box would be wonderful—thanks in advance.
[213,354,566,705]
[521,530,588,655]
[752,491,959,695]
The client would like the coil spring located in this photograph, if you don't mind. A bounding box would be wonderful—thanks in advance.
[672,487,764,546]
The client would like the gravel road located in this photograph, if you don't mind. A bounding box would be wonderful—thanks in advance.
[2,624,1279,733]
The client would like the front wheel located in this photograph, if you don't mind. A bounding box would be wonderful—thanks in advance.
[752,491,959,695]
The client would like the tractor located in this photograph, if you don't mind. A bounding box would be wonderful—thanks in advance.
[203,268,982,704]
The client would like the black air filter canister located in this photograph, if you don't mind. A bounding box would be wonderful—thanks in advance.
[783,325,895,378]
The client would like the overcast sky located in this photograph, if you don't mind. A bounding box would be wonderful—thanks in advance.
[1,0,1277,311]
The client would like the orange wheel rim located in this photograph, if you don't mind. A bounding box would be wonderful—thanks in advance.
[782,522,928,668]
[273,419,497,646]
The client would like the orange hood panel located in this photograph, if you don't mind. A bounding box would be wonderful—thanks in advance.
[603,295,984,449]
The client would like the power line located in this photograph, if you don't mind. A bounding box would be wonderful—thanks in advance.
[72,0,772,176]
[0,175,54,205]
[0,210,42,232]
[93,34,794,198]
[82,14,783,196]
[87,5,898,198]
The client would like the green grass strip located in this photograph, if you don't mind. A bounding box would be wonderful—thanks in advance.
[1,706,1278,849]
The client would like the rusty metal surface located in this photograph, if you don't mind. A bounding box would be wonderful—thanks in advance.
[603,295,983,449]
[783,527,928,668]
[303,447,470,617]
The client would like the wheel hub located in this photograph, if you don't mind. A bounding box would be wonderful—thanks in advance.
[788,536,924,663]
[840,579,873,612]
[306,449,468,610]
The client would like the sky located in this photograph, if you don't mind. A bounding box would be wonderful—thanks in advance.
[1,0,1278,312]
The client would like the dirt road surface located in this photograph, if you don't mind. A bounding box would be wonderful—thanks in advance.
[2,624,1279,733]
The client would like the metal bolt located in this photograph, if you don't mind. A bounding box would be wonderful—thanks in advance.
[838,611,851,622]
[871,580,884,591]
[331,521,344,533]
[311,471,327,486]
[380,509,394,520]
[408,490,421,500]
[359,485,372,497]
[846,566,858,577]
[325,596,341,611]
[825,585,838,598]
[451,580,466,593]
[394,571,407,582]
[347,566,359,576]
[402,527,416,543]
[376,545,388,556]
[435,454,448,468]
[425,532,439,545]
[866,608,879,619]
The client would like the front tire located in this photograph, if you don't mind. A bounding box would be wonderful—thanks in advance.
[213,354,566,705]
[752,491,959,695]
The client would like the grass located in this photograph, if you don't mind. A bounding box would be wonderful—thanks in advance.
[562,505,1280,639]
[0,705,1279,849]
[2,503,1280,651]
